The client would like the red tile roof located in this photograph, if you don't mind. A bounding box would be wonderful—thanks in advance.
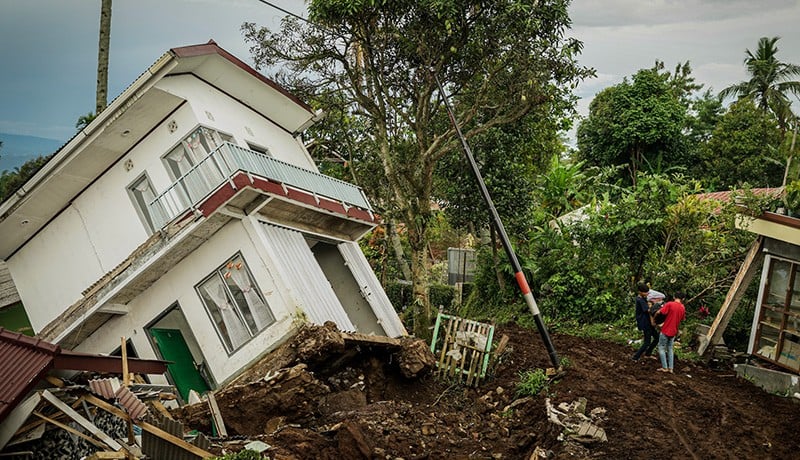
[693,187,783,203]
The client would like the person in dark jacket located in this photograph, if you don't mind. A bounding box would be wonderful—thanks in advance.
[632,283,658,361]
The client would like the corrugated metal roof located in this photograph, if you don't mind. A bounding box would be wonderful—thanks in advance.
[0,328,168,423]
[261,223,355,331]
[0,328,59,422]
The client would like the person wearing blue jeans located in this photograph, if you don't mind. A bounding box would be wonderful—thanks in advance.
[657,291,686,373]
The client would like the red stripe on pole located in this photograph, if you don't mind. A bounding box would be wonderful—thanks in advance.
[515,272,531,294]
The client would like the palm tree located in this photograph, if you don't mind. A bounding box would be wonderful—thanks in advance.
[720,36,800,131]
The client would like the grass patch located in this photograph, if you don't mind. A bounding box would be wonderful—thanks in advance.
[516,368,549,397]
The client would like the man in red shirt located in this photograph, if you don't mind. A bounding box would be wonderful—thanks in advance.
[656,291,686,374]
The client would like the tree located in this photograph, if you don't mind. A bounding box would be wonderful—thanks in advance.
[575,63,690,186]
[242,0,591,335]
[0,155,52,203]
[96,0,112,114]
[700,99,784,190]
[720,36,800,132]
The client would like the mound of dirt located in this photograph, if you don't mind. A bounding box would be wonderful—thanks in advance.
[173,322,800,459]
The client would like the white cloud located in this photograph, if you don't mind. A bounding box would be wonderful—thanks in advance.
[570,0,797,27]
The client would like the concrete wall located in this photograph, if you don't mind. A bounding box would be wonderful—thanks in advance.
[76,220,299,386]
[7,75,316,332]
[155,75,317,171]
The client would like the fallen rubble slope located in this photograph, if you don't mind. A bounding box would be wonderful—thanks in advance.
[172,322,800,459]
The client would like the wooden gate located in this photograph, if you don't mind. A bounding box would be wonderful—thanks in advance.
[430,312,494,387]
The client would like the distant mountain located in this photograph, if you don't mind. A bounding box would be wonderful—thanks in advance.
[0,133,63,173]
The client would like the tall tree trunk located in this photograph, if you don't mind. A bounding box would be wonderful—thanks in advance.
[407,217,431,339]
[95,0,112,114]
[387,220,412,281]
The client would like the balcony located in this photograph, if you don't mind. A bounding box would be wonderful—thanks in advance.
[147,142,373,232]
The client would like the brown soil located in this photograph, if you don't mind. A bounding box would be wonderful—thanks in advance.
[175,323,800,459]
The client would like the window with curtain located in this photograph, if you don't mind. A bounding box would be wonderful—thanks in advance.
[163,127,234,204]
[196,254,275,353]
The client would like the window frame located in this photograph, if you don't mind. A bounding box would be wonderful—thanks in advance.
[161,125,235,182]
[195,252,275,354]
[127,173,159,234]
[753,256,800,371]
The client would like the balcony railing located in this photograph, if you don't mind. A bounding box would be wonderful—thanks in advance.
[147,142,371,230]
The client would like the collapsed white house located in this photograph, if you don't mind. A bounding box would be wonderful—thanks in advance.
[0,40,405,401]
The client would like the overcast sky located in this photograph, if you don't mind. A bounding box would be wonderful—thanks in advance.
[0,0,798,142]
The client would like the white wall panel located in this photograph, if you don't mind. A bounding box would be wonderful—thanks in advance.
[156,76,317,171]
[77,220,296,385]
[260,223,355,331]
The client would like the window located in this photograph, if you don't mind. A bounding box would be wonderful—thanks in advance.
[246,142,271,156]
[163,127,233,204]
[128,174,165,234]
[754,257,800,371]
[196,254,275,353]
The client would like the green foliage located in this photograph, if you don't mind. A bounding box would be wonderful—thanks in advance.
[385,281,414,311]
[784,180,800,214]
[0,154,52,202]
[576,62,691,185]
[243,0,593,319]
[550,318,636,346]
[719,36,800,132]
[699,100,784,189]
[75,111,97,130]
[212,450,262,460]
[516,368,549,397]
[429,283,455,309]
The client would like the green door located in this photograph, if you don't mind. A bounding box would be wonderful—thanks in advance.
[149,328,210,401]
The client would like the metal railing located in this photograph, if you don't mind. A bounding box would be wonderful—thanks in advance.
[147,142,371,230]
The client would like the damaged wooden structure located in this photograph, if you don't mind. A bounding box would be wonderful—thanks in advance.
[0,330,214,459]
[700,210,800,375]
[430,312,495,387]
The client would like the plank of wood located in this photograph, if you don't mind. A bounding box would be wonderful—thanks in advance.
[86,452,127,459]
[41,390,124,452]
[206,392,227,438]
[83,395,214,458]
[32,411,107,449]
[150,400,174,421]
[699,236,764,355]
[121,337,130,387]
[45,376,65,388]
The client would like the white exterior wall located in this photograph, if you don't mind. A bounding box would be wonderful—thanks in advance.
[7,206,105,332]
[155,75,317,171]
[6,103,203,331]
[76,220,300,385]
[7,74,318,333]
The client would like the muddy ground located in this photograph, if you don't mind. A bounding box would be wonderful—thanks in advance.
[174,322,800,459]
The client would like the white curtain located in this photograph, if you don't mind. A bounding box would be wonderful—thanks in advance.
[227,260,273,331]
[202,280,249,351]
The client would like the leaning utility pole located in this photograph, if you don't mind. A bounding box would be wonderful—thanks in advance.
[95,0,112,114]
[435,75,561,369]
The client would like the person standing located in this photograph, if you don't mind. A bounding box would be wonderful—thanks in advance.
[657,291,687,373]
[632,284,658,361]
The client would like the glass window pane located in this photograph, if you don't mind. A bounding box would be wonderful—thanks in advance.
[755,324,779,360]
[198,275,250,352]
[223,256,275,332]
[766,260,790,307]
